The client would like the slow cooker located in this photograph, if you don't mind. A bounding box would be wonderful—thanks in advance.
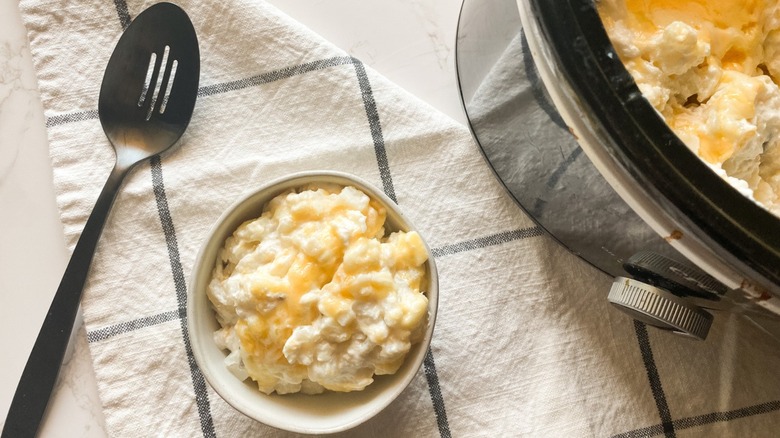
[455,0,780,339]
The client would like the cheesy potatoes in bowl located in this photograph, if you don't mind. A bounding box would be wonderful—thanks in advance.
[187,171,438,434]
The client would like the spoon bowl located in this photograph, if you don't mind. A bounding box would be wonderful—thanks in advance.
[2,4,199,437]
[99,1,200,165]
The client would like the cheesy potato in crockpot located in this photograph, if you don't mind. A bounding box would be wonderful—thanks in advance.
[598,0,780,216]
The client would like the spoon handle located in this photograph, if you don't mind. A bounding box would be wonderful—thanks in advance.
[2,162,129,438]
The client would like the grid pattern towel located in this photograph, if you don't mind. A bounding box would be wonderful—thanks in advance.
[18,0,780,436]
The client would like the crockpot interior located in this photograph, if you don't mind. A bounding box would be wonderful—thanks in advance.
[528,0,780,291]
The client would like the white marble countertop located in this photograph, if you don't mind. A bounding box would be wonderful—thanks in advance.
[0,0,465,435]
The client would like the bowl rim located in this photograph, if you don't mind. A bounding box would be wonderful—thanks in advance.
[186,170,439,434]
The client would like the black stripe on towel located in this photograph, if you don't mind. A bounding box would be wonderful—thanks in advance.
[424,349,452,438]
[151,156,216,438]
[45,109,100,128]
[350,57,396,203]
[432,227,545,258]
[612,400,780,437]
[86,309,180,343]
[676,401,780,428]
[634,320,676,438]
[198,56,354,97]
[112,0,131,30]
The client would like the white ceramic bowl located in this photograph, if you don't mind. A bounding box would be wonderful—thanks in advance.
[187,170,439,434]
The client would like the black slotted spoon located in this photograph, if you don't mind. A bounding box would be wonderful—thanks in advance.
[2,3,199,437]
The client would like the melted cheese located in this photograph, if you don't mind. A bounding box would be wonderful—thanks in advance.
[599,0,780,216]
[207,184,429,394]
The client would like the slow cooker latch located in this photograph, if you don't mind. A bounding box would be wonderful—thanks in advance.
[608,251,724,340]
[622,251,726,301]
[608,276,713,340]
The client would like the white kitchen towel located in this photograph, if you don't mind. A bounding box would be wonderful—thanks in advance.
[18,0,780,436]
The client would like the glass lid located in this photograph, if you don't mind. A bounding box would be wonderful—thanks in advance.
[454,0,683,280]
